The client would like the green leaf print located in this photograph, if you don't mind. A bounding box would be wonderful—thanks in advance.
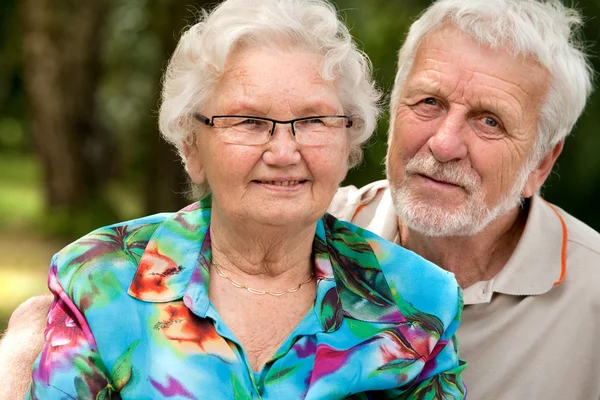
[96,385,121,400]
[75,376,93,399]
[230,372,253,400]
[111,339,140,391]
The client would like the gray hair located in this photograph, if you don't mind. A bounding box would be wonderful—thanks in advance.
[158,0,381,198]
[389,0,594,163]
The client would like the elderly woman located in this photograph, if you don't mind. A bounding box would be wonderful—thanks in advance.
[26,0,465,398]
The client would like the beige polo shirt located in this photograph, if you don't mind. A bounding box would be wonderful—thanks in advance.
[329,180,600,400]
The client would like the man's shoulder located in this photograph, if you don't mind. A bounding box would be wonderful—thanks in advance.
[556,205,600,256]
[329,180,390,219]
[545,202,600,300]
[330,180,399,241]
[544,202,600,271]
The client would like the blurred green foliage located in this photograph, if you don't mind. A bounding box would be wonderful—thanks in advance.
[0,0,599,332]
[0,0,599,233]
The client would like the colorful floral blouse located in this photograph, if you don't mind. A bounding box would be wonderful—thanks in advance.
[27,199,466,399]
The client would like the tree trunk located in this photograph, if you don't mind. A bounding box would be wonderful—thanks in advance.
[143,0,217,214]
[22,0,110,213]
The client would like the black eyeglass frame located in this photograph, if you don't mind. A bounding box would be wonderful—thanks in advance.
[192,113,353,137]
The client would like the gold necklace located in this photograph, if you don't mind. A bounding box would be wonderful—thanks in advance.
[212,263,314,297]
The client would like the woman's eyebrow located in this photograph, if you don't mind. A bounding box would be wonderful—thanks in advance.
[295,102,341,116]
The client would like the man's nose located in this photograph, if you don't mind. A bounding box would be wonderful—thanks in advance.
[427,111,468,163]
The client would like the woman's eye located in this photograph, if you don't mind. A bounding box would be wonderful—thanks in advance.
[228,118,271,132]
[296,118,327,130]
[238,119,269,130]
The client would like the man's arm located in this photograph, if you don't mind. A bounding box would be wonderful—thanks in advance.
[0,295,53,400]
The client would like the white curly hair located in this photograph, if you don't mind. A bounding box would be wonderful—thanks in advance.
[158,0,381,198]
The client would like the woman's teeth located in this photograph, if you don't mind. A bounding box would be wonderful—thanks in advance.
[263,180,301,186]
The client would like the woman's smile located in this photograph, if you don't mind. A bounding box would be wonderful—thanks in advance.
[253,179,308,190]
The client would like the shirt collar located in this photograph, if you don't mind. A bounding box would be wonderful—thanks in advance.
[463,195,568,304]
[182,221,344,333]
[127,200,210,303]
[128,199,404,332]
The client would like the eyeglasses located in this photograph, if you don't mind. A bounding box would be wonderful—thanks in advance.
[192,113,352,146]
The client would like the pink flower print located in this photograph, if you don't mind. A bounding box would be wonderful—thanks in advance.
[35,297,89,384]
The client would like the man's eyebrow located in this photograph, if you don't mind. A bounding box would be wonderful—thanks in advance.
[402,79,442,97]
[470,96,522,123]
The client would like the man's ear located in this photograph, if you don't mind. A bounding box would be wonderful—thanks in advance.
[182,141,206,185]
[522,140,564,198]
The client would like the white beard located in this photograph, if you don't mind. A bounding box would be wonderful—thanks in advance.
[390,153,533,237]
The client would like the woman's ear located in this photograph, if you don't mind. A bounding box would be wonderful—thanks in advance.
[183,141,206,185]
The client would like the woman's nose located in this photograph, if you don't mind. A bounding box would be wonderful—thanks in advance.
[262,123,302,165]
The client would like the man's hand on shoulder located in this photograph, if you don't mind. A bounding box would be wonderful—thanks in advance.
[0,295,53,400]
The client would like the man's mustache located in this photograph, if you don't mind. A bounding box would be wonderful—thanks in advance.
[404,153,480,193]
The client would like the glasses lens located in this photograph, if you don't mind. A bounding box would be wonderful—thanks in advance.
[294,117,348,145]
[213,117,272,144]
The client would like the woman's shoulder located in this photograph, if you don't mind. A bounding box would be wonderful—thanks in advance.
[329,215,462,328]
[51,211,178,295]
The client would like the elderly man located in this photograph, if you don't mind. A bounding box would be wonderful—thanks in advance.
[330,0,599,399]
[1,0,599,398]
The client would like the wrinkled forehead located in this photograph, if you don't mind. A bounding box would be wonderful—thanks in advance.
[209,46,343,115]
[421,20,547,65]
[407,25,551,105]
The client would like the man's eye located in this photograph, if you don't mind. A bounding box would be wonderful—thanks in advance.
[484,117,499,127]
[409,97,442,119]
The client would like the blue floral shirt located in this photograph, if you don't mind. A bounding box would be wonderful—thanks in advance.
[27,199,466,399]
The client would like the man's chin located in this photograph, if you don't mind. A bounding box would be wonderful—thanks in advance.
[398,207,485,237]
[395,198,522,238]
[391,191,490,237]
[402,216,485,237]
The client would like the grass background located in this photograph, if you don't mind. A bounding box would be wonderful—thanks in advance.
[0,155,143,333]
[0,155,64,332]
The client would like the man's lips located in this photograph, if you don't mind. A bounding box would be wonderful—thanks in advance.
[416,173,462,188]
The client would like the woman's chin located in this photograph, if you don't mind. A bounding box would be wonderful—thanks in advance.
[237,206,324,230]
[250,212,315,228]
